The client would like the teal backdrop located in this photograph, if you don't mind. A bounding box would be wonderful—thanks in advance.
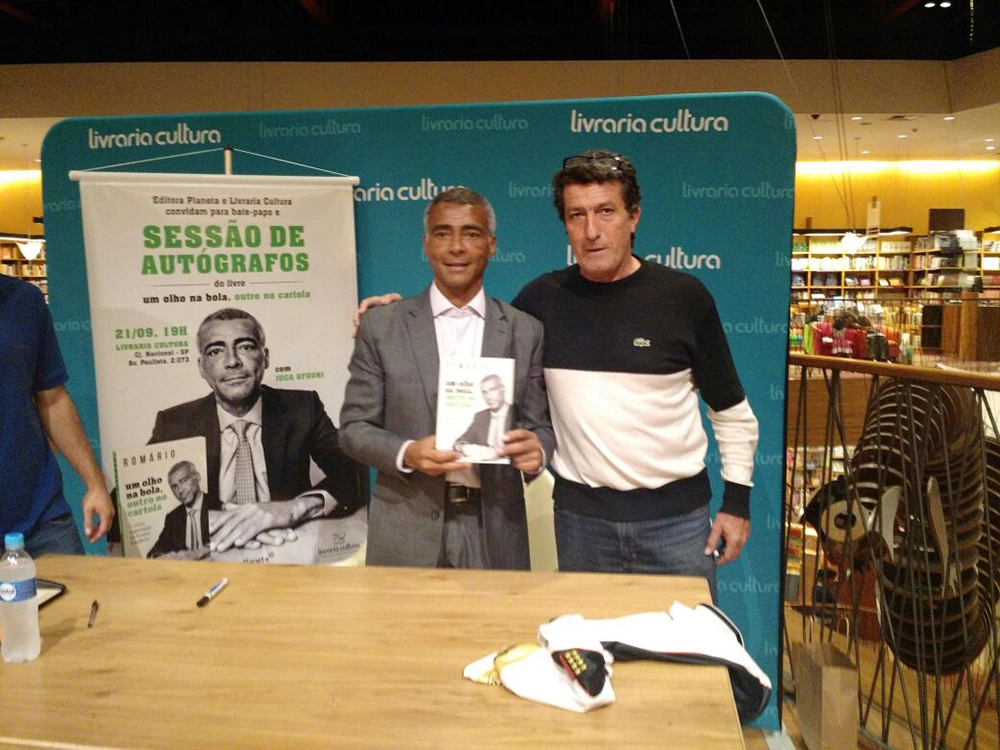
[41,93,795,729]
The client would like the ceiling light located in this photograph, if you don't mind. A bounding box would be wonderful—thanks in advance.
[812,136,823,140]
[940,1,951,6]
[988,146,997,151]
[841,233,866,253]
[943,115,955,121]
[924,3,936,8]
[16,239,44,260]
[850,116,862,121]
[897,134,908,138]
[861,150,870,155]
[0,170,40,187]
[987,138,996,143]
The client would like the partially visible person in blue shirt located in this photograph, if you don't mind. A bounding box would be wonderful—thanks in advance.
[1,276,114,556]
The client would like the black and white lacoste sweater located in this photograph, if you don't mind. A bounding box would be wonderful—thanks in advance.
[513,258,758,521]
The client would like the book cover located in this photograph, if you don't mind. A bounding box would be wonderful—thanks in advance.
[113,437,208,560]
[435,356,515,464]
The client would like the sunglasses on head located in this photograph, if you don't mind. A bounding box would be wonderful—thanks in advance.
[562,154,625,170]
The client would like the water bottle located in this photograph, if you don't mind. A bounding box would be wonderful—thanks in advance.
[0,532,41,663]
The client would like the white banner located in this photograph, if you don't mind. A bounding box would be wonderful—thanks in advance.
[73,171,366,564]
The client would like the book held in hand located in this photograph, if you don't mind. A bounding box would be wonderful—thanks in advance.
[436,357,515,464]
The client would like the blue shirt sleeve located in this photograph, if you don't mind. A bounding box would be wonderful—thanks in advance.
[32,284,69,392]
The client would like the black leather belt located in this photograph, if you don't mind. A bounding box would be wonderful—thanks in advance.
[445,483,481,503]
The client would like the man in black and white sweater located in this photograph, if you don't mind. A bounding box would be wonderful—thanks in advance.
[512,150,758,601]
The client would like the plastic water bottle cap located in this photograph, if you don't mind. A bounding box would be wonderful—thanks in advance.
[3,533,25,549]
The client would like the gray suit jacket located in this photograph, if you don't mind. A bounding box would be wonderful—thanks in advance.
[339,287,554,569]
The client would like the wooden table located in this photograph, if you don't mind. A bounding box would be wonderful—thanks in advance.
[0,556,745,749]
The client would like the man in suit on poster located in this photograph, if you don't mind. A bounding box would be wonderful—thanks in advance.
[149,308,365,553]
[146,460,210,559]
[339,187,554,569]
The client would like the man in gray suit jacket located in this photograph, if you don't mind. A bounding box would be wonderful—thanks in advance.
[339,188,554,570]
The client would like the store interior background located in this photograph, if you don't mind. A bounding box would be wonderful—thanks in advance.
[2,3,999,745]
[3,5,998,388]
[3,2,999,237]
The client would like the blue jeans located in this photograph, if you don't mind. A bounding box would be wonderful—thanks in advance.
[555,504,718,603]
[24,514,85,557]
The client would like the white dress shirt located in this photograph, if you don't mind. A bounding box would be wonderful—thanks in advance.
[397,284,486,487]
[215,397,339,515]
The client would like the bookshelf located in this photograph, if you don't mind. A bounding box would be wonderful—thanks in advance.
[790,228,915,302]
[785,444,853,606]
[982,227,1000,293]
[910,230,984,299]
[789,227,1000,302]
[787,227,1000,357]
[0,238,48,300]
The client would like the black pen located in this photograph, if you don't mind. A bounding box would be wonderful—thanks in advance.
[88,600,99,628]
[197,577,229,607]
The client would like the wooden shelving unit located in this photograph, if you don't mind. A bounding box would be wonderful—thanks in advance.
[790,227,1000,302]
[982,227,1000,293]
[1,238,47,300]
[789,227,1000,356]
[790,228,915,302]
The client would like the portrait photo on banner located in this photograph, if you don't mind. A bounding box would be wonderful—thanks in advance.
[72,170,367,564]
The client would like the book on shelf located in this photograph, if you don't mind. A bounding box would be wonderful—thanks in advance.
[935,272,961,286]
[880,240,913,253]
